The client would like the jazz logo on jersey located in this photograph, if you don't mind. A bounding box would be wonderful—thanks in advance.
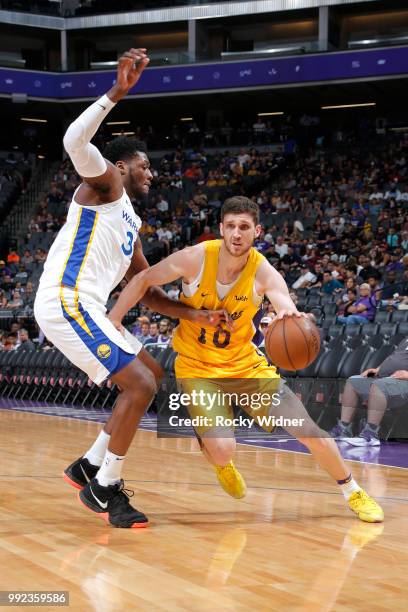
[97,344,112,359]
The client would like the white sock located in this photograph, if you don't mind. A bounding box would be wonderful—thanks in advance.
[338,474,361,500]
[96,449,125,487]
[84,429,110,467]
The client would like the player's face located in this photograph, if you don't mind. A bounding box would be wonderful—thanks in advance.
[127,153,153,197]
[220,213,261,257]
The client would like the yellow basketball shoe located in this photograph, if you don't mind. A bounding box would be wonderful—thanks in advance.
[214,461,247,499]
[348,489,384,523]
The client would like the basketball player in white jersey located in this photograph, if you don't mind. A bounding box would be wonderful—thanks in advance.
[34,49,228,528]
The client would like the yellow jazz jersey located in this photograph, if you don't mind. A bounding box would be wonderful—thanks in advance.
[173,240,278,379]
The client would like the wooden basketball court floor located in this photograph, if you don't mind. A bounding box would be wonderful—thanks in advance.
[1,407,408,611]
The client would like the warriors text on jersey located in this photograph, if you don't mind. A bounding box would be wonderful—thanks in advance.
[34,188,142,385]
[37,188,141,309]
[172,240,279,379]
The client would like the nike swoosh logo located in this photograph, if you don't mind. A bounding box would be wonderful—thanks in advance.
[97,103,106,110]
[253,363,262,369]
[201,292,211,297]
[90,485,108,509]
[80,464,90,483]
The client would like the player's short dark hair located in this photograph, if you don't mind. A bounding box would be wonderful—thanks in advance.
[221,196,260,225]
[103,137,147,164]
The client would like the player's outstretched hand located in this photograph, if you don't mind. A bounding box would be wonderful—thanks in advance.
[193,308,235,331]
[110,48,150,101]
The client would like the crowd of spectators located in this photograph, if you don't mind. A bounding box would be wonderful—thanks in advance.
[1,125,408,351]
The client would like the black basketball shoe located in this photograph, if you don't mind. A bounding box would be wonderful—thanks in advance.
[78,478,148,528]
[63,457,99,490]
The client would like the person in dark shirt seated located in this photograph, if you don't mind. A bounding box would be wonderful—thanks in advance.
[321,271,343,295]
[330,337,408,446]
[337,283,375,324]
[357,257,379,282]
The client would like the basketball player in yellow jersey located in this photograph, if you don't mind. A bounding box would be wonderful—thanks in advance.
[109,197,384,522]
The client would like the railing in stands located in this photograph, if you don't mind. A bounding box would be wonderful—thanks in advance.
[2,160,56,243]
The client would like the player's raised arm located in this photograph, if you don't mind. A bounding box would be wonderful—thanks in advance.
[63,48,149,200]
[256,259,305,319]
[109,245,203,323]
[123,239,232,328]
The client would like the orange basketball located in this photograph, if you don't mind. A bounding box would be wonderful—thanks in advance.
[264,316,321,371]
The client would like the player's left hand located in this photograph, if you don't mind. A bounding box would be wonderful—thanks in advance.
[193,308,235,331]
[390,370,408,380]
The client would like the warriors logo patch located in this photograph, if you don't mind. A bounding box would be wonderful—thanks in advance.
[97,343,112,359]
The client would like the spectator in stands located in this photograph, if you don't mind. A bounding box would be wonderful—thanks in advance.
[292,265,317,290]
[280,246,302,273]
[156,221,173,255]
[22,281,35,308]
[321,271,343,295]
[167,283,180,300]
[274,236,288,258]
[196,225,216,243]
[14,264,28,285]
[357,256,379,282]
[336,289,357,318]
[380,270,400,299]
[131,315,150,337]
[317,221,337,250]
[34,249,47,264]
[0,289,7,309]
[7,248,20,265]
[330,337,408,446]
[337,283,375,325]
[136,317,150,344]
[2,274,14,294]
[386,228,399,249]
[156,194,169,216]
[144,321,160,346]
[6,289,23,310]
[157,318,172,348]
[2,335,17,351]
[17,328,35,351]
[0,260,12,278]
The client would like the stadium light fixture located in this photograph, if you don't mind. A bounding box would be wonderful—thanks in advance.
[21,117,48,123]
[180,117,193,121]
[258,112,284,116]
[106,121,131,126]
[321,103,376,110]
[111,131,135,136]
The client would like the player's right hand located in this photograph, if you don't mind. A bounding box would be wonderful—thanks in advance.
[112,48,150,98]
[194,308,235,331]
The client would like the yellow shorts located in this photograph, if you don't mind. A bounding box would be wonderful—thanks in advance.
[175,352,279,380]
[175,353,281,436]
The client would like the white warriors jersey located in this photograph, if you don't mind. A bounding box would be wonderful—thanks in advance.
[37,187,141,309]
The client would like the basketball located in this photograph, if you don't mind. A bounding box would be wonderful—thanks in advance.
[264,316,321,371]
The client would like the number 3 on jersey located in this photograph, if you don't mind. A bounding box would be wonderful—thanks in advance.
[121,231,134,256]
